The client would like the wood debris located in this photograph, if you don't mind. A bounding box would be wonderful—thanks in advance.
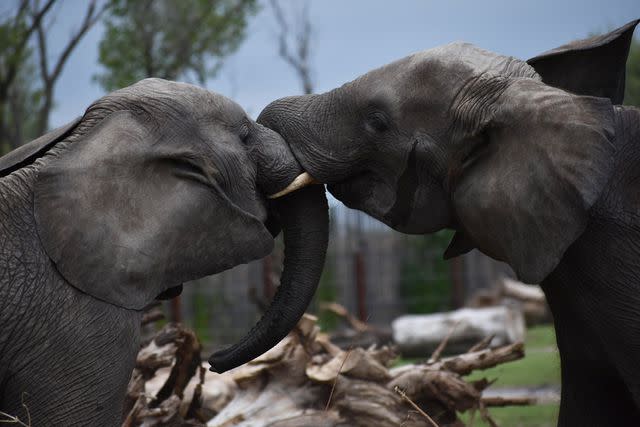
[124,314,530,427]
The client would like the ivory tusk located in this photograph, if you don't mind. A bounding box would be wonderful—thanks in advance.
[268,172,319,199]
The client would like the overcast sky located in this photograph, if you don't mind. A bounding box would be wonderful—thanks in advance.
[47,0,640,127]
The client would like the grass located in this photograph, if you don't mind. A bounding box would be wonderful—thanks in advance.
[460,404,559,427]
[466,325,561,426]
[523,324,558,348]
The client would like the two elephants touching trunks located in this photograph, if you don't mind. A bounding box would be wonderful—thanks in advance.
[1,19,639,426]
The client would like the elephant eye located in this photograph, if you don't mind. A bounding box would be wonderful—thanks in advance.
[238,120,251,142]
[160,157,213,187]
[365,111,390,133]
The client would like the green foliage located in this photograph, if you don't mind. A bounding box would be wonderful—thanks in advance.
[625,37,640,107]
[95,0,258,91]
[0,6,41,152]
[0,11,30,76]
[1,58,43,154]
[399,230,454,314]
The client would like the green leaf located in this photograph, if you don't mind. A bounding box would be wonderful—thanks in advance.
[95,0,259,91]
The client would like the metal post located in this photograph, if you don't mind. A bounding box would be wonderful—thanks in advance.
[354,212,367,321]
[169,295,182,323]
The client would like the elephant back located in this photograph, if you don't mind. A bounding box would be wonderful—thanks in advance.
[0,118,80,177]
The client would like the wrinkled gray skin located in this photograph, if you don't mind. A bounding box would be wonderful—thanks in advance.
[259,20,640,426]
[0,78,328,425]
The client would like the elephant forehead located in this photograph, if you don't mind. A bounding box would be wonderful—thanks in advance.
[94,78,248,126]
[411,43,539,79]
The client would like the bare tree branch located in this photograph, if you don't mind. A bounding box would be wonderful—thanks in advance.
[48,0,108,85]
[32,0,108,134]
[269,0,314,94]
[0,0,56,151]
[0,0,55,95]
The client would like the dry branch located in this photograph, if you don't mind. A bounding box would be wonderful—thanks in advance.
[125,316,530,426]
[394,386,441,427]
[429,320,461,363]
[320,302,370,332]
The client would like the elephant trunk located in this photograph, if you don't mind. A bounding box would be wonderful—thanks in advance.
[209,184,328,373]
[258,94,349,185]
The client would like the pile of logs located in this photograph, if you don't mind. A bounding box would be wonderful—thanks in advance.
[123,314,530,427]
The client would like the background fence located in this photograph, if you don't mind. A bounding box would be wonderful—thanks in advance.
[170,201,514,350]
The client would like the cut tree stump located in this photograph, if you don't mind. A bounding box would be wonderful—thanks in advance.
[124,314,529,427]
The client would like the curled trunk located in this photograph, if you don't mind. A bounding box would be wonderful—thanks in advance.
[209,185,328,373]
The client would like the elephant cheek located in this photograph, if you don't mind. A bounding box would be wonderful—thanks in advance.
[328,173,395,222]
[330,175,451,234]
[393,184,452,234]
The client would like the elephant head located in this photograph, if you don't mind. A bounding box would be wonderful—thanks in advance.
[258,20,638,285]
[1,78,327,373]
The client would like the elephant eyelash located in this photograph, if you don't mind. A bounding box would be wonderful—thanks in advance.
[160,157,214,188]
[237,121,251,142]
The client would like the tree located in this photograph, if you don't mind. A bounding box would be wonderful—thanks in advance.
[0,0,54,152]
[269,0,313,94]
[4,56,42,151]
[95,0,258,92]
[33,0,108,136]
[625,37,640,107]
[0,0,106,152]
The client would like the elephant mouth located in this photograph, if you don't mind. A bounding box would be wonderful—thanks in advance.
[274,168,399,228]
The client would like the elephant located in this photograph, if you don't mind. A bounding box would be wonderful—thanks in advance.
[0,78,328,425]
[257,20,640,426]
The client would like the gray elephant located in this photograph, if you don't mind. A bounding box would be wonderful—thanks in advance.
[258,20,640,426]
[0,78,327,425]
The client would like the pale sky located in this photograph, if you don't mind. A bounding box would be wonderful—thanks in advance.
[47,0,640,127]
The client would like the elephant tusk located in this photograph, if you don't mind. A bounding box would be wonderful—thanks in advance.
[268,172,319,199]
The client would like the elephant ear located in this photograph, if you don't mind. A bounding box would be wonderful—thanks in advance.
[527,19,639,104]
[452,78,615,283]
[0,118,80,176]
[34,110,273,309]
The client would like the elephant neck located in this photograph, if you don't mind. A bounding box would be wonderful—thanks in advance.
[0,165,43,265]
[0,166,58,367]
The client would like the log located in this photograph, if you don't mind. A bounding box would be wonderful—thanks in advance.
[501,278,545,303]
[392,306,526,357]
